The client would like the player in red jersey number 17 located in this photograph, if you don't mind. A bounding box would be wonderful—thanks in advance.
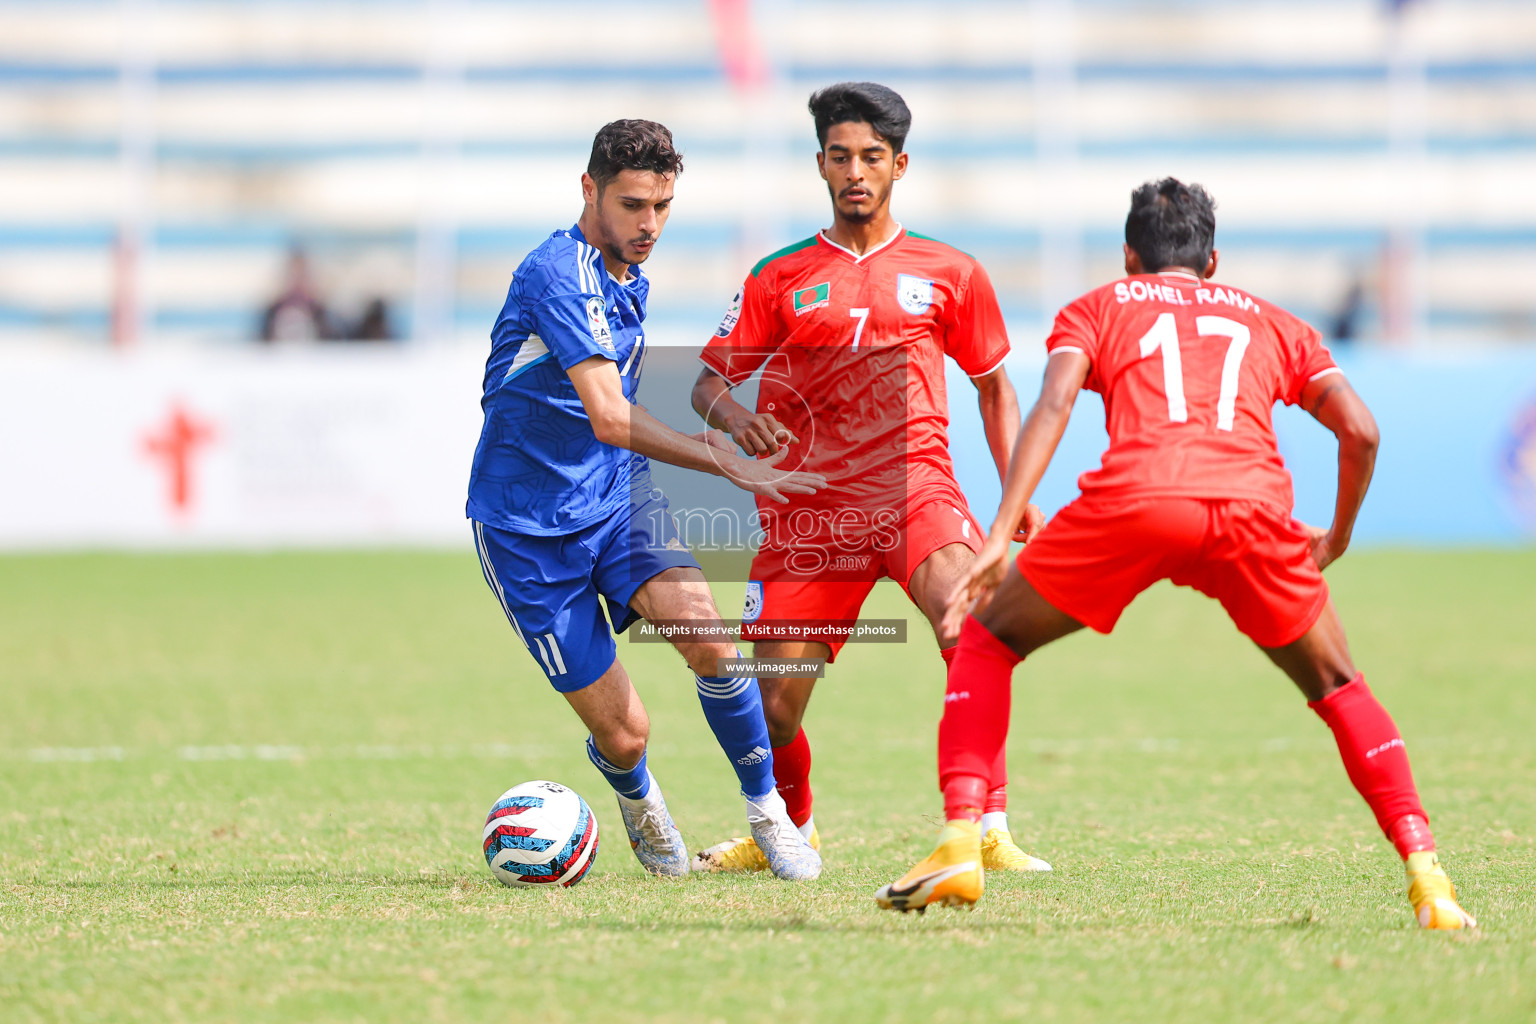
[875,178,1476,930]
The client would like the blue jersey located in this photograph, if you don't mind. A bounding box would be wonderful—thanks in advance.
[467,224,652,535]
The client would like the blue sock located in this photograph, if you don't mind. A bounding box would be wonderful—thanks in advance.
[694,656,775,799]
[585,734,651,800]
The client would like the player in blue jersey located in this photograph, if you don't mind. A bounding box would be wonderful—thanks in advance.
[468,120,825,882]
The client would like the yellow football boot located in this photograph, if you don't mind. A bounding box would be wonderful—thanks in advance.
[874,819,984,913]
[1406,851,1476,930]
[981,829,1053,872]
[690,823,820,873]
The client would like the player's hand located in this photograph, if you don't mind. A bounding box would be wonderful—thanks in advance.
[940,536,1011,642]
[1303,522,1345,571]
[723,445,827,504]
[726,411,796,457]
[1012,502,1046,544]
[690,428,736,454]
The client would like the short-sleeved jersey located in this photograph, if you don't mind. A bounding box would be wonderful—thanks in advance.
[467,224,651,535]
[1047,270,1339,508]
[700,227,1010,519]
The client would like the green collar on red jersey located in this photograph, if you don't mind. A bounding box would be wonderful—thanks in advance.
[750,236,819,278]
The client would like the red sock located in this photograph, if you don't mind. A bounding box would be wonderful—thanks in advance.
[944,775,988,824]
[940,644,1006,809]
[772,727,813,828]
[985,743,1008,814]
[939,617,1020,822]
[1388,814,1435,857]
[1308,674,1433,858]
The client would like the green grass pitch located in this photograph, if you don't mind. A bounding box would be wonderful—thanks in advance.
[2,549,1533,1023]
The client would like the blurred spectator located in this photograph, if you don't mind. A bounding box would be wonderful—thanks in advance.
[259,248,334,342]
[348,298,395,342]
[1329,273,1367,346]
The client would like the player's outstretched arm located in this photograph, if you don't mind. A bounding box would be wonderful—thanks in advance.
[1299,371,1379,570]
[940,351,1089,640]
[568,356,826,504]
[972,366,1021,483]
[690,367,797,456]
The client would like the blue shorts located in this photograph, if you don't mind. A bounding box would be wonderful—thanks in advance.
[472,490,699,693]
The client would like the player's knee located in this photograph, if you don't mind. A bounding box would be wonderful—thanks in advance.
[681,642,736,680]
[765,718,799,749]
[593,722,649,770]
[760,690,801,747]
[612,733,648,769]
[1311,663,1359,699]
[1269,647,1358,702]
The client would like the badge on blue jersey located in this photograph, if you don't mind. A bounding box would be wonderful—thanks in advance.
[585,295,615,353]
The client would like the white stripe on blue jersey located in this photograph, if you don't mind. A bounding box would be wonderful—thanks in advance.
[503,333,551,380]
[575,239,603,294]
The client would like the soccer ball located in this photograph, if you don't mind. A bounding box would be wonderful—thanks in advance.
[482,780,599,888]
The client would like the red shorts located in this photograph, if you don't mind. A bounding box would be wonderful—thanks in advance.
[1018,496,1329,649]
[740,497,984,661]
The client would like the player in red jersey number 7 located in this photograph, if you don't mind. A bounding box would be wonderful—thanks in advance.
[875,179,1476,930]
[690,83,1049,875]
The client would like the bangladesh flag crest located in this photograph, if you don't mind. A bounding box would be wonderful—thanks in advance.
[792,282,830,316]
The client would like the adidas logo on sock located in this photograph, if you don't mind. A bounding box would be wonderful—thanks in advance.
[736,746,770,766]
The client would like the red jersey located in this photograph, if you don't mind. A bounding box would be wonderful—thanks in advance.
[700,228,1010,521]
[1047,271,1338,509]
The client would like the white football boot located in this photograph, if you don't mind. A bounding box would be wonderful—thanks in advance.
[615,776,689,877]
[746,789,822,882]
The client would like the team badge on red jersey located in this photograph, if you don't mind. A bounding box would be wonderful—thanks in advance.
[742,580,764,622]
[792,282,830,316]
[897,274,933,314]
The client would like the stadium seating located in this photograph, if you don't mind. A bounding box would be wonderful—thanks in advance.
[0,0,1532,347]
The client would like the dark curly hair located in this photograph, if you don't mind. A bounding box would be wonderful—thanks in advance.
[1125,178,1217,273]
[587,119,684,191]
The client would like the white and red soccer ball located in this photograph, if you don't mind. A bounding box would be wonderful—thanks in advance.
[483,780,599,888]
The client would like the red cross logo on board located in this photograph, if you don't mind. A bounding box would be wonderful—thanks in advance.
[141,402,217,517]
